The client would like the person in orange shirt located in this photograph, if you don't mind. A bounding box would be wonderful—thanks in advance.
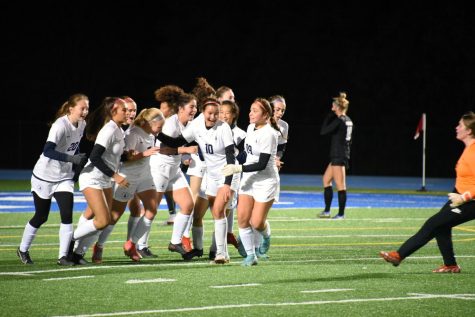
[380,111,475,273]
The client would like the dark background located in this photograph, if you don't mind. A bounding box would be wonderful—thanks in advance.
[2,2,475,178]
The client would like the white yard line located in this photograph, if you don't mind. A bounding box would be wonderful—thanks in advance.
[210,283,261,289]
[43,275,95,281]
[126,278,175,284]
[49,293,475,317]
[301,288,354,293]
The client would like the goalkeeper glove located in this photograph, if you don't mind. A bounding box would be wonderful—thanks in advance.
[448,191,472,208]
[221,164,242,176]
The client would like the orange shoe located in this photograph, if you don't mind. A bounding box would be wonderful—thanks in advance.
[379,251,401,266]
[123,240,141,262]
[227,232,239,249]
[182,236,192,253]
[432,265,461,273]
[91,243,103,264]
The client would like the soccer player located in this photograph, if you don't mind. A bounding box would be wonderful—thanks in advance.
[67,97,129,264]
[318,92,353,220]
[221,98,280,266]
[380,112,475,273]
[157,97,239,264]
[17,94,89,265]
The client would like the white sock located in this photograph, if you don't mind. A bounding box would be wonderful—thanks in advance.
[97,224,115,247]
[262,220,271,237]
[75,231,100,255]
[226,209,234,233]
[132,217,152,244]
[239,227,255,256]
[73,219,97,241]
[58,223,73,258]
[127,216,140,240]
[214,218,227,256]
[19,222,38,252]
[170,212,190,244]
[77,214,88,226]
[192,226,203,250]
[183,212,193,238]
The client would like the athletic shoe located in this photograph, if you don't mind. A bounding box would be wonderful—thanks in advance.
[332,215,345,220]
[432,265,461,273]
[168,242,187,256]
[164,213,176,225]
[208,250,216,261]
[123,240,141,262]
[57,256,75,266]
[137,247,158,258]
[181,236,192,253]
[255,248,269,261]
[379,251,401,266]
[241,254,258,267]
[236,236,247,258]
[227,232,239,249]
[259,236,271,254]
[214,253,227,264]
[91,243,103,264]
[318,211,331,218]
[72,253,89,265]
[189,249,203,259]
[17,248,33,264]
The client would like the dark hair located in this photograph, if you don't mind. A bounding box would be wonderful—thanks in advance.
[200,96,220,113]
[254,98,281,133]
[462,111,475,136]
[85,97,124,141]
[221,100,240,126]
[191,77,216,111]
[154,85,184,113]
[216,86,233,100]
[269,95,286,109]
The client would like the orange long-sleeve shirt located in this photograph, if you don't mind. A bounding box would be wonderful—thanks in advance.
[455,141,475,200]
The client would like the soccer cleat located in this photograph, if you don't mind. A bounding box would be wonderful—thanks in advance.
[236,236,247,258]
[318,211,331,218]
[17,248,34,265]
[227,232,239,249]
[432,265,461,273]
[255,248,269,261]
[168,242,187,256]
[181,236,193,253]
[379,251,401,266]
[164,213,176,225]
[72,253,89,265]
[57,256,75,266]
[214,253,227,264]
[241,254,258,267]
[259,236,271,254]
[208,250,216,261]
[91,243,103,264]
[332,214,345,220]
[123,240,141,262]
[137,247,158,258]
[189,249,203,259]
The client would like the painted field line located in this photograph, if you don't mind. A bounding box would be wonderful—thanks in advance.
[301,288,354,293]
[126,278,175,284]
[43,275,95,281]
[49,293,475,317]
[3,255,475,277]
[210,283,261,289]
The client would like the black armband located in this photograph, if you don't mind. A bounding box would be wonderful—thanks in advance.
[277,143,286,158]
[224,144,236,185]
[43,141,70,162]
[156,133,188,148]
[89,144,115,177]
[242,153,271,172]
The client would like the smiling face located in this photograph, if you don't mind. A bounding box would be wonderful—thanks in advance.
[203,104,219,127]
[219,104,235,126]
[178,99,198,123]
[125,100,137,125]
[112,100,128,125]
[273,101,286,121]
[69,98,89,123]
[249,101,268,127]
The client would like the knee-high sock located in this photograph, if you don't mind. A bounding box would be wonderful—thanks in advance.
[337,190,347,216]
[58,223,73,258]
[97,224,115,247]
[19,222,38,252]
[183,212,193,238]
[214,218,227,256]
[239,227,255,256]
[226,209,234,233]
[324,186,333,212]
[75,230,100,255]
[192,226,204,250]
[127,216,140,241]
[170,212,190,244]
[132,216,152,245]
[73,219,97,241]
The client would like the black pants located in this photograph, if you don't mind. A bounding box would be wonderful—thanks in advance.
[398,200,475,266]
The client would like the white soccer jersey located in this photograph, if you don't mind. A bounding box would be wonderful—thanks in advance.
[277,119,289,146]
[243,123,279,179]
[119,125,155,178]
[150,114,187,168]
[32,115,86,182]
[232,125,247,156]
[83,120,125,178]
[182,117,234,180]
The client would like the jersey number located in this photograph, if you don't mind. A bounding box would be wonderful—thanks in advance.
[67,142,79,152]
[205,144,214,154]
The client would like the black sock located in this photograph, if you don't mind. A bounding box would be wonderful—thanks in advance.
[324,186,333,212]
[338,190,347,216]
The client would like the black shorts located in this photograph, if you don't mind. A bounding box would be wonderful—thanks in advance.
[330,158,349,170]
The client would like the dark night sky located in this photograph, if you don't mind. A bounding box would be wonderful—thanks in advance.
[2,2,475,178]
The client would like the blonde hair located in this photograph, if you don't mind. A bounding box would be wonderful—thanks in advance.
[55,93,88,120]
[134,107,164,127]
[333,92,349,113]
